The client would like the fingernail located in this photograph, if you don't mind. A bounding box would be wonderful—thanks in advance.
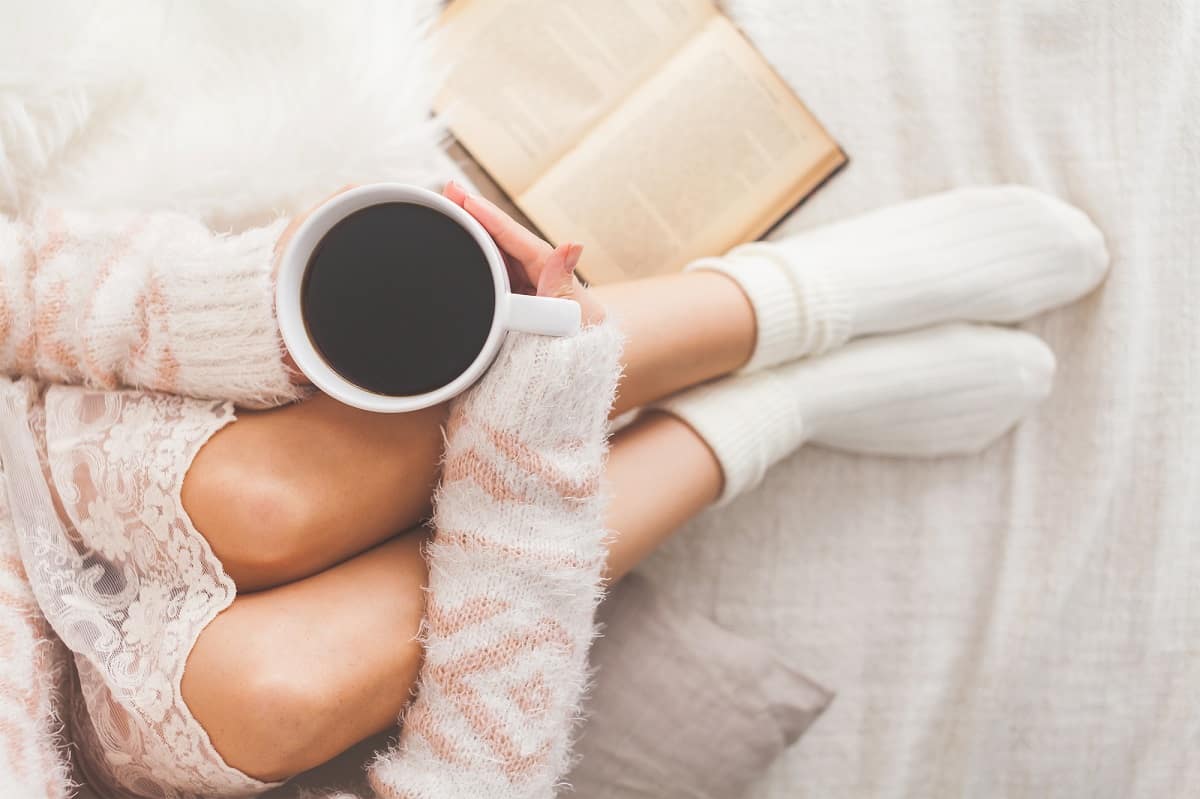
[565,243,583,272]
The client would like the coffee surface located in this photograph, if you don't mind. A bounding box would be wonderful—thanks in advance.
[302,202,496,396]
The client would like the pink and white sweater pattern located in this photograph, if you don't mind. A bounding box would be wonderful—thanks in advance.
[0,208,302,409]
[370,323,623,799]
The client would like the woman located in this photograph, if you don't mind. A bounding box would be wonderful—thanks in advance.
[0,5,1109,796]
[0,176,1106,799]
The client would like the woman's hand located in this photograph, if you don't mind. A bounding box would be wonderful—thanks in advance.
[442,180,607,327]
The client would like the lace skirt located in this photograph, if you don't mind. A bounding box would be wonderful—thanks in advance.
[0,379,284,799]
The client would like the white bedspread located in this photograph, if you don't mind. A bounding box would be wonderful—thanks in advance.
[636,1,1199,796]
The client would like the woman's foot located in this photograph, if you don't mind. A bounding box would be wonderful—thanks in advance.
[690,186,1109,371]
[653,323,1055,505]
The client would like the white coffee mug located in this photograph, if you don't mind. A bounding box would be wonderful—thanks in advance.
[276,183,580,413]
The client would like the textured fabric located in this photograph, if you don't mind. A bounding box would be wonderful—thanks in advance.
[368,323,623,799]
[0,1,447,229]
[568,574,832,799]
[0,449,74,799]
[0,378,282,798]
[638,2,1200,797]
[689,186,1107,372]
[743,186,1110,338]
[796,324,1056,457]
[0,207,301,409]
[657,323,1056,505]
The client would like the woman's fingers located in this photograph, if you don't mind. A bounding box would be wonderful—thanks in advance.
[537,243,606,326]
[443,182,532,289]
[460,191,554,268]
[441,181,603,322]
[442,180,469,208]
[504,253,536,295]
[536,244,580,298]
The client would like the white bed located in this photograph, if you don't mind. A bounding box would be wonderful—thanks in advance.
[634,1,1199,796]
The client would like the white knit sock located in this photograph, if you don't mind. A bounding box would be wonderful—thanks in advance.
[689,186,1108,371]
[653,323,1055,505]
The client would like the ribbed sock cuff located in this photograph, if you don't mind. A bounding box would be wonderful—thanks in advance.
[688,241,856,372]
[652,370,805,506]
[731,241,855,359]
[685,253,802,373]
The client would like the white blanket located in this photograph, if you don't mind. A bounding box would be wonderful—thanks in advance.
[637,1,1199,796]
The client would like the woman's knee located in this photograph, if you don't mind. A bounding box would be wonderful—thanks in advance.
[181,400,444,592]
[181,537,429,782]
[211,659,329,781]
[182,439,324,591]
[182,601,313,780]
[182,600,415,782]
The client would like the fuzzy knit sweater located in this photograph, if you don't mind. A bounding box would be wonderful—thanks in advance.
[0,201,624,799]
[370,322,622,799]
[0,208,302,408]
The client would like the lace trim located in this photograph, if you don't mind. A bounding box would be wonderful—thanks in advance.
[0,382,284,798]
[170,403,284,794]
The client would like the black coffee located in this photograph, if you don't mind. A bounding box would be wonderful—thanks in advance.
[301,202,496,396]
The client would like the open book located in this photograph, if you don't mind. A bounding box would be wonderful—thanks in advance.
[433,0,846,283]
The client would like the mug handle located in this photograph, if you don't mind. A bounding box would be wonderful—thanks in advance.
[507,294,581,336]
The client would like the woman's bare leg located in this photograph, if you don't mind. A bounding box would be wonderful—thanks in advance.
[593,271,755,416]
[183,411,720,781]
[182,532,429,782]
[600,411,721,578]
[184,272,750,592]
[182,396,447,593]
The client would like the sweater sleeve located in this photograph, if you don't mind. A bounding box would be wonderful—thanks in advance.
[0,207,303,407]
[369,321,624,799]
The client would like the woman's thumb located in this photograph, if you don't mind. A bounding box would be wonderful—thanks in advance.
[537,243,583,299]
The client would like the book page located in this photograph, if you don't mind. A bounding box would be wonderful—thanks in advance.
[434,0,716,196]
[516,15,845,283]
